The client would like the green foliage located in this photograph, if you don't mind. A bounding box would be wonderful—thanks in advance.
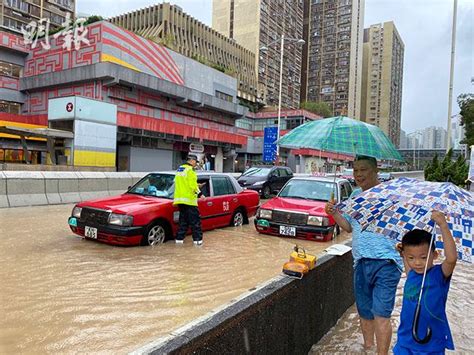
[189,54,235,76]
[300,101,333,117]
[457,93,474,146]
[424,149,468,186]
[159,33,176,48]
[238,99,263,113]
[38,15,104,38]
[84,16,103,25]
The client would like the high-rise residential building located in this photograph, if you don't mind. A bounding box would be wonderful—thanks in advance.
[399,129,407,149]
[360,21,404,146]
[421,126,447,150]
[212,0,304,109]
[1,0,75,33]
[301,0,365,118]
[451,114,466,149]
[109,3,258,103]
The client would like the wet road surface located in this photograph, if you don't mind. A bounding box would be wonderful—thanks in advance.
[0,204,349,354]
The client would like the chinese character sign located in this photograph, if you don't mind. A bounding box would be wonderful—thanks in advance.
[21,14,90,51]
[263,127,278,162]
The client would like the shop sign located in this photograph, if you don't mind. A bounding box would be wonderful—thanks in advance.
[189,143,204,153]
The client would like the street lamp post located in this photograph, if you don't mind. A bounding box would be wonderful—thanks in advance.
[260,35,305,164]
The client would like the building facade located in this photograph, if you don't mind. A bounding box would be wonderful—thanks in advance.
[360,21,404,146]
[235,109,353,173]
[302,0,365,118]
[421,126,447,150]
[1,0,75,34]
[0,21,250,171]
[108,3,258,104]
[451,114,466,150]
[399,128,407,149]
[213,0,304,109]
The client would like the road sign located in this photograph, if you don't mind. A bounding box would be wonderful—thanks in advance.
[263,127,278,162]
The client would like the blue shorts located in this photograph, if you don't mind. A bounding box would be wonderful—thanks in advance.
[354,258,401,319]
[393,343,445,355]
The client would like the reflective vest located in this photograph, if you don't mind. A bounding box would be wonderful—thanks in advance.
[173,163,200,206]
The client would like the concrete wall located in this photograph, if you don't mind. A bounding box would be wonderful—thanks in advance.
[0,171,424,208]
[0,171,147,208]
[133,248,354,354]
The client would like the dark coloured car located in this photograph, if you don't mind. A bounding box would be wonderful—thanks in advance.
[254,177,353,242]
[68,172,260,246]
[237,166,293,199]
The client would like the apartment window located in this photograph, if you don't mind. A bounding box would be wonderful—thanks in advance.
[3,18,23,32]
[215,91,233,102]
[0,101,21,114]
[0,61,22,78]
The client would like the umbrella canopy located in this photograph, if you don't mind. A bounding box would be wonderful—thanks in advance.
[338,177,473,263]
[278,116,404,161]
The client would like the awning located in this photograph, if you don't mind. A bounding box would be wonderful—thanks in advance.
[0,126,74,139]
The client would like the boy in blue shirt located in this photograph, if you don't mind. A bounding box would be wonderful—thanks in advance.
[394,211,457,354]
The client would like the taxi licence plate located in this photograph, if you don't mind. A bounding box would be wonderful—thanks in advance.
[279,226,296,236]
[85,226,98,239]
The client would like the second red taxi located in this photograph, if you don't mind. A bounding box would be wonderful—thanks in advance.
[254,176,353,242]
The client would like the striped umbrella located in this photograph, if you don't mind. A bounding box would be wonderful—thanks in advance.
[278,116,404,161]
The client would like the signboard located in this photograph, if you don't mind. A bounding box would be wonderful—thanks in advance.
[263,127,278,162]
[189,143,204,153]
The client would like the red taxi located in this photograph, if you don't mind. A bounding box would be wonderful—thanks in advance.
[254,177,353,242]
[68,172,260,246]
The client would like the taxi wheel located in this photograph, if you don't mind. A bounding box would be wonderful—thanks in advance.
[231,209,245,227]
[143,222,168,246]
[262,185,271,199]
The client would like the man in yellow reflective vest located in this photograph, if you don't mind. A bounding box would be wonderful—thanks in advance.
[174,154,205,245]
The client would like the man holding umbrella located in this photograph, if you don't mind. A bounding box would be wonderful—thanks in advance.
[326,155,402,354]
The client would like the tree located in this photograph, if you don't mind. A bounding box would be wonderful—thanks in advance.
[424,149,468,186]
[457,93,474,146]
[300,101,333,118]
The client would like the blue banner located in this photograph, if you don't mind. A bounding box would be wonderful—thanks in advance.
[263,127,278,162]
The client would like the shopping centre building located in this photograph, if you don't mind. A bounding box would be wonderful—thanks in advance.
[0,20,352,173]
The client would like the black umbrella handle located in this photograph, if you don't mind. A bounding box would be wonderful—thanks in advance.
[412,301,432,344]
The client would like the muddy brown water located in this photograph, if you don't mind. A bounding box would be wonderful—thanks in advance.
[0,204,349,354]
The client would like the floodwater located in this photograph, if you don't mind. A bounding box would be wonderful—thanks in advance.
[310,262,474,353]
[0,204,349,354]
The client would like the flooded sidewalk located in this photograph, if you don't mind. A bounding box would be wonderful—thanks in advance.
[0,204,349,354]
[310,262,474,353]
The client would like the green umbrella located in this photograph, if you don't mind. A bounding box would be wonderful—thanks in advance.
[278,116,404,161]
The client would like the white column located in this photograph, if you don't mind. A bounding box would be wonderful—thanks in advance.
[215,147,224,173]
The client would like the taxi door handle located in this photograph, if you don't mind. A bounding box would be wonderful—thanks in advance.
[207,201,213,206]
[232,198,238,202]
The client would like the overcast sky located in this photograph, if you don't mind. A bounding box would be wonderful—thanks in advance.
[77,0,473,134]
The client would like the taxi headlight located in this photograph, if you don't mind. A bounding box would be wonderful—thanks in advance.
[307,215,329,226]
[108,213,134,227]
[258,209,273,220]
[72,206,82,218]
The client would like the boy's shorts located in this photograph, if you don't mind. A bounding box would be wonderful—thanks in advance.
[354,258,401,319]
[393,343,445,355]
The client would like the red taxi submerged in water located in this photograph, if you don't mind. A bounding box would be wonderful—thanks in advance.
[68,172,260,246]
[254,177,353,242]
